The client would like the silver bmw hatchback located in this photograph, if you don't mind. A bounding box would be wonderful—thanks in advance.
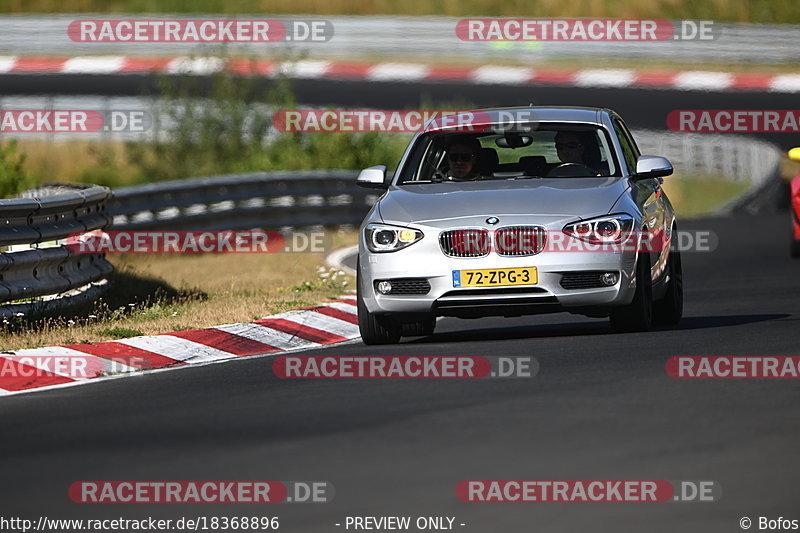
[356,107,683,344]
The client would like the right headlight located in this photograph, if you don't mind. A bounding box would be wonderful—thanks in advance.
[365,223,424,253]
[563,214,634,244]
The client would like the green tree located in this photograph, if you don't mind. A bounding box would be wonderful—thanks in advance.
[0,140,34,198]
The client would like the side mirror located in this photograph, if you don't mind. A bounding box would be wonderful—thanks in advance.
[633,155,673,180]
[789,147,800,162]
[356,165,387,189]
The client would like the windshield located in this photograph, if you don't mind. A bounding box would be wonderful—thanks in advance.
[397,124,620,184]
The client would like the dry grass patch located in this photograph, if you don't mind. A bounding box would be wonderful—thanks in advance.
[781,153,800,182]
[0,230,358,351]
[13,139,141,188]
[661,172,751,218]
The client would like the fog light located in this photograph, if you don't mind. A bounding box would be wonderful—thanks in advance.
[377,281,393,294]
[601,272,619,286]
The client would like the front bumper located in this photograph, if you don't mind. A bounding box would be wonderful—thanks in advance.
[359,232,639,319]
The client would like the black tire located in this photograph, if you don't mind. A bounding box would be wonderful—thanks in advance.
[401,317,436,337]
[653,248,683,326]
[609,251,653,332]
[357,260,401,345]
[791,239,800,259]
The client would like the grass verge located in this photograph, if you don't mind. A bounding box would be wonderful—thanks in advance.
[662,173,751,218]
[781,153,800,182]
[0,230,358,351]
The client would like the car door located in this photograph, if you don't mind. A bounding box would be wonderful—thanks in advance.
[612,118,669,282]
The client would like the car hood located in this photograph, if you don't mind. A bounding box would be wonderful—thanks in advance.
[378,178,630,225]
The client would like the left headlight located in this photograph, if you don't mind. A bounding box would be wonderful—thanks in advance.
[563,214,634,244]
[365,223,424,253]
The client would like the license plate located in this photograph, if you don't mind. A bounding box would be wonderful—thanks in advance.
[452,267,537,288]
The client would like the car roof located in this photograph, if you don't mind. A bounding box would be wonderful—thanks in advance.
[423,106,614,131]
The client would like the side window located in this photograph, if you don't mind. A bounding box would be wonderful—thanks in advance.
[406,135,445,182]
[613,120,638,174]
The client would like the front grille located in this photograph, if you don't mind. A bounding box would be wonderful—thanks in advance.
[376,278,431,295]
[495,226,546,256]
[560,271,612,290]
[440,229,490,257]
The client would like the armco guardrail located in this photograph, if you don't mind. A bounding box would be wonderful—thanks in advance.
[635,130,782,185]
[108,170,379,231]
[634,130,785,214]
[1,16,799,64]
[1,184,113,308]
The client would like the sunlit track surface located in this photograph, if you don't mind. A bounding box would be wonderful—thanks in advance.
[2,74,799,150]
[0,213,797,532]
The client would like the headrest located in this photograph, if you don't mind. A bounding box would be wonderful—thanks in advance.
[476,147,499,173]
[519,156,547,175]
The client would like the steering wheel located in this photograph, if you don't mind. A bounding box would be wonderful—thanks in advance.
[546,162,598,178]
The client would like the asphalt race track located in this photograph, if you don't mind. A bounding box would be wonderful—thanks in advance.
[1,210,797,531]
[1,74,799,150]
[1,67,797,531]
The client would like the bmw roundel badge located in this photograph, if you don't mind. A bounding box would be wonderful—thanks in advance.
[486,217,499,225]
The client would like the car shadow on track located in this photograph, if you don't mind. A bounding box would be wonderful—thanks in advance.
[405,313,789,344]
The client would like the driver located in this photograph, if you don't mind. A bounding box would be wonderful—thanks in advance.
[445,137,482,180]
[554,131,587,164]
[553,131,607,176]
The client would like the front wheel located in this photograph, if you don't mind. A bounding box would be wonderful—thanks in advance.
[609,251,653,332]
[653,248,683,325]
